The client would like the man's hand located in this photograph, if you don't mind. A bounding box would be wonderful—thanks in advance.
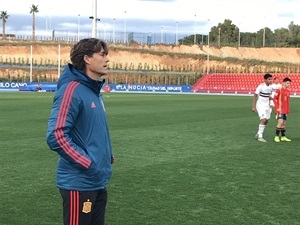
[111,156,115,164]
[252,107,256,112]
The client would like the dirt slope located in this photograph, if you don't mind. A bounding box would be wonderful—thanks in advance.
[0,43,299,78]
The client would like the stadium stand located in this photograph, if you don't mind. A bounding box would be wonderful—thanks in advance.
[192,73,300,95]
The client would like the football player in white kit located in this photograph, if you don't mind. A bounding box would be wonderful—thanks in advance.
[252,73,273,142]
[270,77,282,115]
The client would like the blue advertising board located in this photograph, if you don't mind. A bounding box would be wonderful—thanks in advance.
[0,82,57,92]
[0,82,193,93]
[107,84,192,93]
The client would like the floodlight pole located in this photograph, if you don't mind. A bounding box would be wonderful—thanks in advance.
[91,0,97,38]
[58,44,61,79]
[207,33,210,74]
[77,14,80,41]
[45,16,48,37]
[30,45,32,82]
[161,26,164,43]
[238,23,241,47]
[176,21,179,45]
[206,19,210,74]
[263,27,266,47]
[124,11,127,44]
[113,18,116,43]
[194,14,197,44]
[218,28,221,48]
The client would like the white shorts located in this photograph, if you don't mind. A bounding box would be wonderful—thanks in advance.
[256,104,271,120]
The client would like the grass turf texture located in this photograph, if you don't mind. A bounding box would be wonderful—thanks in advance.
[1,92,300,225]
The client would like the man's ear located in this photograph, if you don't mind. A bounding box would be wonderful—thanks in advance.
[83,55,91,65]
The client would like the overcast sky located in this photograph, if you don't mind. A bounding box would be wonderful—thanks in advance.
[1,0,300,42]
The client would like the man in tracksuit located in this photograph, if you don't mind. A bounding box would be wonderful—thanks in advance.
[46,38,114,225]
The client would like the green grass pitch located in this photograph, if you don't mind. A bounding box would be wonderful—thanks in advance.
[1,92,300,225]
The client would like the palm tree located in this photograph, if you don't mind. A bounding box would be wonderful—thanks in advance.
[0,11,9,40]
[30,4,39,40]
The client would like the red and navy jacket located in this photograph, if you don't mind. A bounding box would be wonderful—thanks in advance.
[46,64,113,191]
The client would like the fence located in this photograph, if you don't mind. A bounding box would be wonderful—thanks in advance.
[4,31,192,45]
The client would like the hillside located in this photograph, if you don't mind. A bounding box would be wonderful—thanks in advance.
[0,42,299,82]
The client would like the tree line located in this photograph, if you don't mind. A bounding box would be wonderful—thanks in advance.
[1,4,39,40]
[1,8,300,47]
[179,19,300,48]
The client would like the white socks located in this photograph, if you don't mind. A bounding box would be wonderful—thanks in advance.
[257,124,266,138]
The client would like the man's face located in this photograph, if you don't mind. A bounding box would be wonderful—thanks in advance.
[266,77,272,85]
[85,49,110,80]
[284,81,291,88]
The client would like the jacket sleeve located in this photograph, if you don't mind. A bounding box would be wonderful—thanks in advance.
[273,89,281,111]
[46,82,91,170]
[100,95,114,164]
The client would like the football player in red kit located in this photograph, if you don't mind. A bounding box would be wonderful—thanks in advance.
[273,77,292,142]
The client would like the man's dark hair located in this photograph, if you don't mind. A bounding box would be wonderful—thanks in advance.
[283,77,291,82]
[264,73,272,80]
[70,38,109,72]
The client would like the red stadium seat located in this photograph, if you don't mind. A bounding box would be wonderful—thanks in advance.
[192,73,300,94]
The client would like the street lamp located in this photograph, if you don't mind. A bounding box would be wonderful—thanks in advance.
[176,21,179,45]
[49,8,52,33]
[218,27,221,48]
[96,18,100,38]
[238,23,241,47]
[77,14,80,42]
[89,16,94,37]
[104,24,107,41]
[124,11,127,44]
[263,16,266,47]
[207,33,210,74]
[161,26,164,43]
[238,28,241,47]
[113,18,116,43]
[90,0,98,38]
[206,19,210,74]
[148,32,152,44]
[45,16,48,38]
[89,16,100,38]
[194,14,197,44]
[263,27,266,47]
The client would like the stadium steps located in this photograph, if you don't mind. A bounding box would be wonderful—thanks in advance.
[192,73,300,94]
